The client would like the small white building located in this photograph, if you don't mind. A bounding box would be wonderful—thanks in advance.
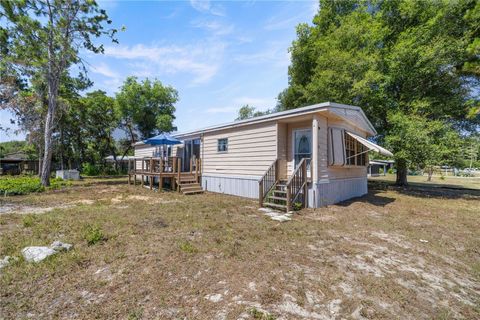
[134,102,392,209]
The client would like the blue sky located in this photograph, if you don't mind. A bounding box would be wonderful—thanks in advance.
[0,0,318,142]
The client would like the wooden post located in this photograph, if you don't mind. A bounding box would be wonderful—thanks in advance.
[195,159,199,182]
[258,180,264,207]
[141,158,145,186]
[159,158,163,191]
[148,158,152,190]
[133,158,137,186]
[128,159,131,185]
[303,161,308,208]
[286,185,291,212]
[190,158,193,174]
[177,158,181,192]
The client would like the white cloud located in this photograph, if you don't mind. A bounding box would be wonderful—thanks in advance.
[90,62,120,79]
[103,42,226,85]
[189,0,226,16]
[191,19,234,36]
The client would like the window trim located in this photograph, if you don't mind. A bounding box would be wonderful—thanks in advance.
[343,130,368,167]
[217,138,228,153]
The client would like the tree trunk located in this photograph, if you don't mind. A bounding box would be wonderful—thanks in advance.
[40,78,58,187]
[395,158,408,186]
[427,167,433,181]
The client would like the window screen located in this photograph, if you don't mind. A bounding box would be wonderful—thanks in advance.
[217,138,228,152]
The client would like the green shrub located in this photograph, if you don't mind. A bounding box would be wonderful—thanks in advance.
[0,176,44,195]
[83,224,106,246]
[82,163,100,176]
[387,168,395,174]
[0,176,72,195]
[49,177,72,190]
[292,202,303,211]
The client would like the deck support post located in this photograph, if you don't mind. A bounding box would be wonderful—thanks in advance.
[177,158,181,192]
[195,159,199,183]
[133,158,137,186]
[159,159,163,191]
[141,158,145,186]
[149,158,153,190]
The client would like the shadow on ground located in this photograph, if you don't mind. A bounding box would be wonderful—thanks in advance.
[368,180,480,200]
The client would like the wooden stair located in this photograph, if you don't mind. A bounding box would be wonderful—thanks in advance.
[178,179,204,195]
[263,180,288,212]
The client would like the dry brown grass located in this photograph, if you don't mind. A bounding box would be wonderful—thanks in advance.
[0,178,479,319]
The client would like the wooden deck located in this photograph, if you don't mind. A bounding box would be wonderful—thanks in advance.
[128,157,203,194]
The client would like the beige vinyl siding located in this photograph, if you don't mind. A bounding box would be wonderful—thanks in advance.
[133,144,154,170]
[202,121,277,177]
[277,122,288,179]
[326,118,368,180]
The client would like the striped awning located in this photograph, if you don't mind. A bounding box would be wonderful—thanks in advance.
[346,132,393,157]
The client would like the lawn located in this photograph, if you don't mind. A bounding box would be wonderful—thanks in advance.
[0,178,479,319]
[369,173,480,190]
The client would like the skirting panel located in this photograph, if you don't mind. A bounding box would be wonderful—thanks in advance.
[202,175,260,199]
[312,177,368,207]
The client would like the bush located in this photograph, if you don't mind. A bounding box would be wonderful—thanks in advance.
[82,163,100,176]
[0,176,44,195]
[83,224,106,246]
[49,177,72,190]
[0,176,72,195]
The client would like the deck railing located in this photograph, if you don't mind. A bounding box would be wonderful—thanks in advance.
[258,159,278,206]
[127,157,201,190]
[286,158,309,211]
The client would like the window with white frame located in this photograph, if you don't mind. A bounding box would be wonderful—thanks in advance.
[217,138,228,152]
[344,131,367,166]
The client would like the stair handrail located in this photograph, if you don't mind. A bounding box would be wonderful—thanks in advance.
[286,158,309,211]
[258,159,278,207]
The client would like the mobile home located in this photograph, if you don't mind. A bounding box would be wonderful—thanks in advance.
[133,102,392,210]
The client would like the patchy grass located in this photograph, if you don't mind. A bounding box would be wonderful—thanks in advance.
[0,177,479,319]
[370,173,480,190]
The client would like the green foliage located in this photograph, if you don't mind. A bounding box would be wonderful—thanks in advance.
[279,0,479,184]
[83,225,106,246]
[0,176,70,195]
[280,0,479,130]
[236,104,272,121]
[178,240,198,254]
[0,176,45,195]
[82,163,101,176]
[0,141,37,159]
[292,202,303,211]
[385,112,462,170]
[116,76,178,140]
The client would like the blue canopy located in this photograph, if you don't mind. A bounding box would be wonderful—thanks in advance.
[143,133,182,146]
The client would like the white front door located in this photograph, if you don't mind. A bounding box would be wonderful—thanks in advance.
[293,128,312,177]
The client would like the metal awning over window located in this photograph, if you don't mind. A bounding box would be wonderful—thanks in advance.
[345,132,393,157]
